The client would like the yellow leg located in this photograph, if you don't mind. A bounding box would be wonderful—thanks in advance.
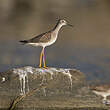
[42,48,48,68]
[39,48,43,68]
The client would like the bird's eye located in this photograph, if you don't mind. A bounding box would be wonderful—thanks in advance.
[62,20,65,23]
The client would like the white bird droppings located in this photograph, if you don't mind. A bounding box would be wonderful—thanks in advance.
[13,67,31,95]
[12,66,73,95]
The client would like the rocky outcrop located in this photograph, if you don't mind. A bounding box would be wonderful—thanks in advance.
[0,66,84,96]
[0,66,109,110]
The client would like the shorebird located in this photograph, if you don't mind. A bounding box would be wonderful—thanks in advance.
[20,19,73,68]
[90,84,110,104]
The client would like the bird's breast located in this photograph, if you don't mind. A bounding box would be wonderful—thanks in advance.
[47,33,58,46]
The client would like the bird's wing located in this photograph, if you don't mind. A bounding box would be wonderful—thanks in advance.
[28,31,52,43]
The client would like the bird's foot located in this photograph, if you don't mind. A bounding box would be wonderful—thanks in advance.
[39,65,42,68]
[38,65,48,69]
[43,66,48,69]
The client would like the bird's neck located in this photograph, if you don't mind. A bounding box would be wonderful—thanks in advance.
[52,23,63,34]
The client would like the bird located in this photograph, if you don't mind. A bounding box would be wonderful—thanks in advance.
[90,84,110,105]
[20,19,73,68]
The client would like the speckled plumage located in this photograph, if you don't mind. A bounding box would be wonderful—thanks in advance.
[28,31,52,43]
[19,19,70,47]
[20,19,73,68]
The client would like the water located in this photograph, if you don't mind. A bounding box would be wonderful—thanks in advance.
[0,40,110,83]
[0,0,110,83]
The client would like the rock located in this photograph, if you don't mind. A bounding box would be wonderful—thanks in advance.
[0,66,109,110]
[0,66,84,96]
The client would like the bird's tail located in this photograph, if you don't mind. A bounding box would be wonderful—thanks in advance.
[19,40,28,44]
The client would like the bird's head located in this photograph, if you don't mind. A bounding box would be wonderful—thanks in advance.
[58,19,73,27]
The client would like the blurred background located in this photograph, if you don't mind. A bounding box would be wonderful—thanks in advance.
[0,0,110,83]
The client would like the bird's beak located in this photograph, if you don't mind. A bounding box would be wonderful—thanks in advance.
[67,23,73,27]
